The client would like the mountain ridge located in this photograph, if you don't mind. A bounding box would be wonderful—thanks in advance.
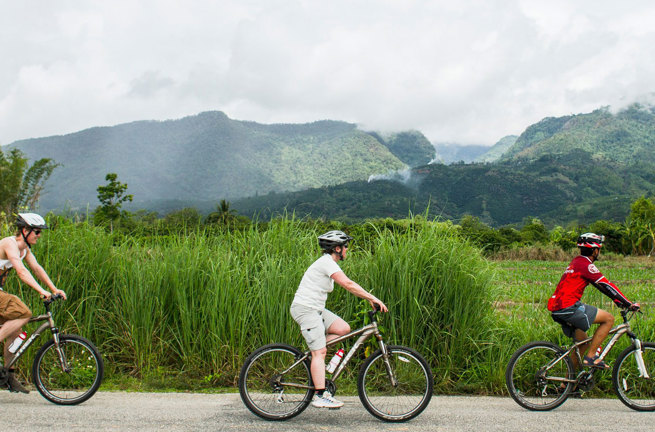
[6,111,435,211]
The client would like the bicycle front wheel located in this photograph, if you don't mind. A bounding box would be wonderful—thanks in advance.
[357,345,433,422]
[238,343,313,420]
[32,334,104,405]
[613,342,655,411]
[505,341,574,411]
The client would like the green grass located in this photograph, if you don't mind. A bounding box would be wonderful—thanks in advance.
[2,217,654,396]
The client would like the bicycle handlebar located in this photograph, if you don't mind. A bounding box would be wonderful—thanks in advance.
[368,304,381,322]
[43,293,64,306]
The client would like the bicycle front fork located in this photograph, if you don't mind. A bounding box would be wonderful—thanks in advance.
[379,340,398,387]
[633,340,650,379]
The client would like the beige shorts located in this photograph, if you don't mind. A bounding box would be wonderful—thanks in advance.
[0,290,32,324]
[290,304,340,351]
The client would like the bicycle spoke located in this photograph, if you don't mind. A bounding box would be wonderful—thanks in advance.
[358,346,433,422]
[506,342,574,411]
[33,335,103,405]
[614,343,655,411]
[239,345,312,420]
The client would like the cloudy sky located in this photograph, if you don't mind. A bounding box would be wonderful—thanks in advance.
[2,0,655,146]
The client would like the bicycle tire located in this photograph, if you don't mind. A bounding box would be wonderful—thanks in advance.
[613,341,655,411]
[357,345,433,422]
[238,343,313,420]
[32,334,104,405]
[505,341,574,411]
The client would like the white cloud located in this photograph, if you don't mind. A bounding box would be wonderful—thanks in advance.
[1,0,655,146]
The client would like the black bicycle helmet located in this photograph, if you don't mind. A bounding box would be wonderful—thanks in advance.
[577,232,604,249]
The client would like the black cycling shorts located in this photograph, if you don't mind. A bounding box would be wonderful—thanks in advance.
[551,302,598,338]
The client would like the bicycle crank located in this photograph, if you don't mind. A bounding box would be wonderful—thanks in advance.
[576,370,596,392]
[325,379,337,397]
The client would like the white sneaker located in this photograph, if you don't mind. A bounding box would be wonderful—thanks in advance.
[311,391,344,409]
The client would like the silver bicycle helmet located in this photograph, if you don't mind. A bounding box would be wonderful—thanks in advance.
[318,230,353,251]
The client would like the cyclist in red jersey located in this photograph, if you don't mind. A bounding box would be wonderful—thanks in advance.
[548,233,640,369]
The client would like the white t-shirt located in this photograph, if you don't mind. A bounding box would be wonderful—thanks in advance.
[291,254,342,310]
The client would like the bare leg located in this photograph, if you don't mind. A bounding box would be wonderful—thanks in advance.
[310,319,350,393]
[326,318,350,344]
[310,347,327,391]
[586,309,614,362]
[572,328,589,370]
[0,318,29,367]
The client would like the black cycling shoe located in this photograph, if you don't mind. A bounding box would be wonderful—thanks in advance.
[7,374,29,394]
[583,355,610,370]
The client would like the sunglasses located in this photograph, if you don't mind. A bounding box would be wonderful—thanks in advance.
[33,230,42,236]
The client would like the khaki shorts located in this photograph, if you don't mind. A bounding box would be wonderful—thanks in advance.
[0,290,32,324]
[290,304,340,351]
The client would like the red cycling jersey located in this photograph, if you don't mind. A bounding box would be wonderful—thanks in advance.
[547,255,631,311]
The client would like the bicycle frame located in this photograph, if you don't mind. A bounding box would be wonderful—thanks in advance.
[544,310,649,383]
[277,311,393,390]
[1,297,67,372]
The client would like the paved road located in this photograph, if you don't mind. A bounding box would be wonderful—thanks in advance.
[1,392,653,431]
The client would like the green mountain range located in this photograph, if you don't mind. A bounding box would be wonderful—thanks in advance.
[232,104,655,226]
[7,111,434,212]
[7,103,655,226]
[502,105,655,163]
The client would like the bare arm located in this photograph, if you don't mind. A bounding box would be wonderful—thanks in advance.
[24,252,66,299]
[4,244,51,299]
[331,271,388,312]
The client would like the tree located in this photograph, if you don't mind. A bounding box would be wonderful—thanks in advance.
[94,173,133,228]
[206,199,238,225]
[0,147,58,217]
[626,196,655,255]
[520,217,550,244]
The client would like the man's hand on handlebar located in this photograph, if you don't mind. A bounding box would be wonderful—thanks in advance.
[628,302,641,312]
[52,288,67,300]
[369,298,388,313]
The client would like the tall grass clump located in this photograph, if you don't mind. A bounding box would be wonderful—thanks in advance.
[3,214,501,392]
[345,218,498,393]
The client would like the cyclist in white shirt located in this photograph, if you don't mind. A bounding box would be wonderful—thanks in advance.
[0,213,66,393]
[290,230,388,409]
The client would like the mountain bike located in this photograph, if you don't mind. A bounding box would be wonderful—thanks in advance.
[506,307,654,411]
[238,306,433,422]
[0,294,103,405]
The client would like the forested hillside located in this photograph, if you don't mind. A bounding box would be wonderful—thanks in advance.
[502,104,655,163]
[7,111,433,211]
[233,149,655,226]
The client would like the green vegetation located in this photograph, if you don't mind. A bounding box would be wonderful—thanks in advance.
[2,210,653,396]
[93,173,133,228]
[502,104,655,164]
[0,147,57,217]
[8,112,433,212]
[232,150,655,226]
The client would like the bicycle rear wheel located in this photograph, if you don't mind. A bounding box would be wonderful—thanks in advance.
[357,345,433,422]
[613,342,655,411]
[32,334,104,405]
[238,343,313,420]
[505,341,574,411]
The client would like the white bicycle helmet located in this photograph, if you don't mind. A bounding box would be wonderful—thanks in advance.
[577,232,604,249]
[16,213,48,230]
